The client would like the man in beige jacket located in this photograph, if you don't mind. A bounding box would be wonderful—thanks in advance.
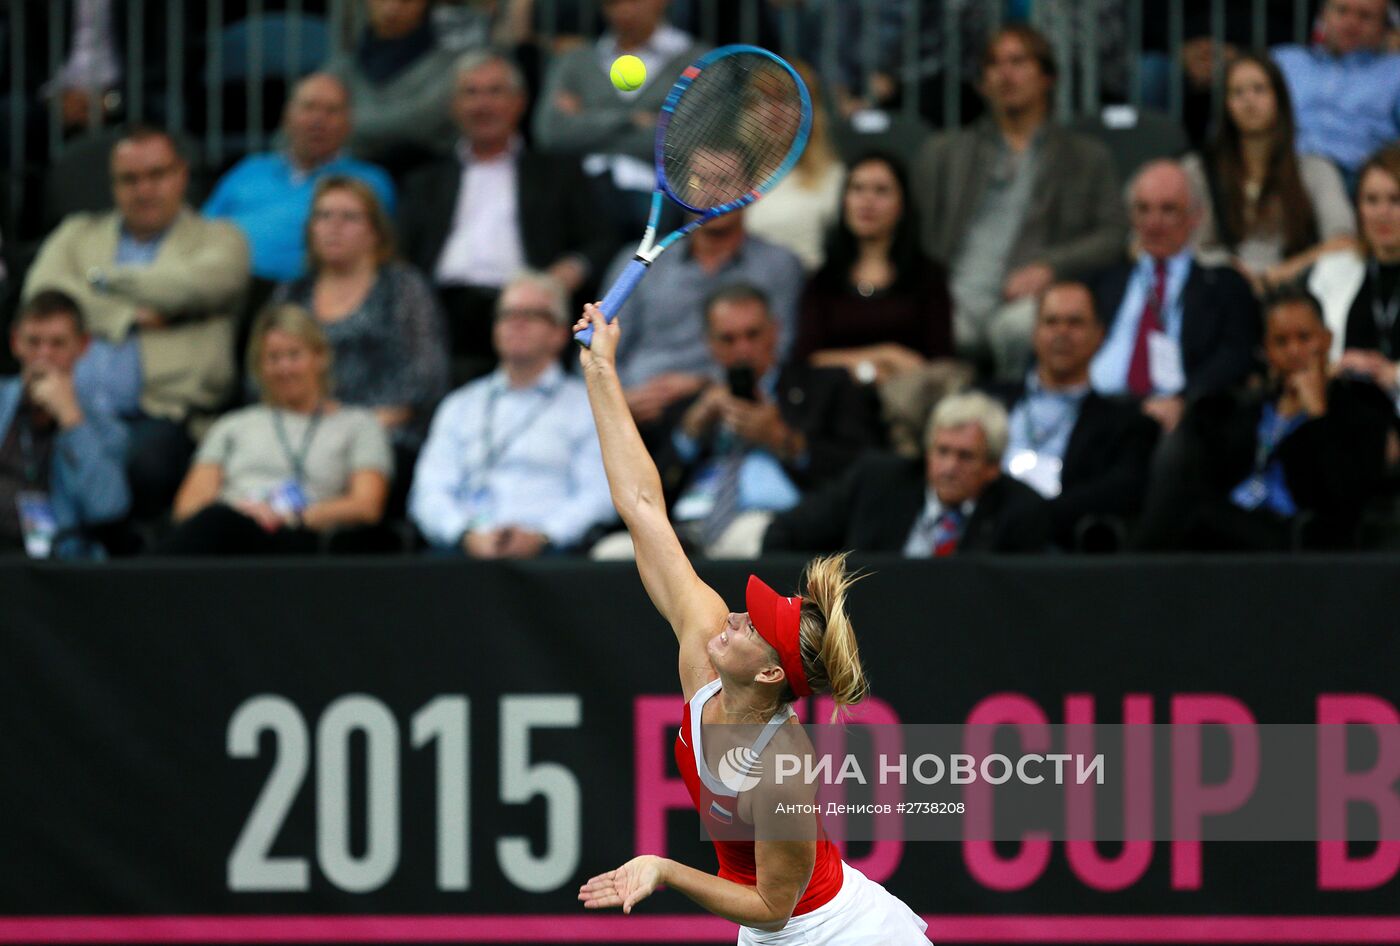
[23,126,249,516]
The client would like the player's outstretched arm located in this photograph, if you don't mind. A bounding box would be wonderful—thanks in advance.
[576,304,727,648]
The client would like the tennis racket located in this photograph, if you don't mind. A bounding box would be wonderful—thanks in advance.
[574,44,812,347]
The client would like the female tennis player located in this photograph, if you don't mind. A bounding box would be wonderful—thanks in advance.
[573,303,928,943]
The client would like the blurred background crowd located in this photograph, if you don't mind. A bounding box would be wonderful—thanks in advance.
[3,0,1400,561]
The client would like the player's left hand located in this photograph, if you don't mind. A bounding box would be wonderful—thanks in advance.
[578,854,667,914]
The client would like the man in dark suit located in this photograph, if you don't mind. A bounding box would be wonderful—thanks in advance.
[649,284,880,558]
[762,391,1049,556]
[1134,285,1394,551]
[989,281,1158,550]
[398,49,614,378]
[1089,159,1261,434]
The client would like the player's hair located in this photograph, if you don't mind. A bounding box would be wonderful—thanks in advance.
[791,552,870,723]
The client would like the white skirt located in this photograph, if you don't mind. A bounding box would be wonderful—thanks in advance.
[737,861,930,945]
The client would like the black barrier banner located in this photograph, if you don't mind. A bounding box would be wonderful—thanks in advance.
[2,555,1400,944]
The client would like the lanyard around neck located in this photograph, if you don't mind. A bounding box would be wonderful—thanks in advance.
[271,405,324,485]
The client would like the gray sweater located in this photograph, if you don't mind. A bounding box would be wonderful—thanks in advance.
[325,44,458,164]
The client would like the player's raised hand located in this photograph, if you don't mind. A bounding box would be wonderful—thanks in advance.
[578,855,665,914]
[575,303,621,372]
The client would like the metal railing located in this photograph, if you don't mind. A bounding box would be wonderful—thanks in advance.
[2,0,1320,243]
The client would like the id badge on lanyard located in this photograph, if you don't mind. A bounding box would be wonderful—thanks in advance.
[268,407,322,516]
[15,416,56,558]
[16,490,57,558]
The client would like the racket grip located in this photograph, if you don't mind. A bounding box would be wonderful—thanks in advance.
[576,258,649,348]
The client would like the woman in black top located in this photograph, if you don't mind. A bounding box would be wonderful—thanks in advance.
[794,153,954,387]
[1310,145,1400,397]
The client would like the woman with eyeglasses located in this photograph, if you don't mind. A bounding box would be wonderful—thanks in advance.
[271,176,447,453]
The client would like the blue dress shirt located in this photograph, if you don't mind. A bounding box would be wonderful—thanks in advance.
[1273,45,1400,174]
[203,151,396,281]
[1004,372,1089,469]
[73,227,164,418]
[408,363,615,550]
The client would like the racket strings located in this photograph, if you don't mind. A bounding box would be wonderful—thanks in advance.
[662,54,805,211]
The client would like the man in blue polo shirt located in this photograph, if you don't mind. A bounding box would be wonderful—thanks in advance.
[1274,0,1400,190]
[203,72,395,283]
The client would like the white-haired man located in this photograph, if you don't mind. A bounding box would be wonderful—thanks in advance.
[1090,160,1260,434]
[408,271,616,558]
[763,391,1049,555]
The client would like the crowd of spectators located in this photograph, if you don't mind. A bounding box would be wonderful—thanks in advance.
[5,0,1400,561]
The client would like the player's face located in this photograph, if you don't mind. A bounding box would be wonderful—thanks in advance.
[285,75,351,166]
[309,188,379,270]
[1264,302,1331,377]
[111,137,187,238]
[1033,285,1102,380]
[926,423,1000,507]
[707,300,776,375]
[1358,167,1400,257]
[708,611,779,681]
[259,329,326,406]
[843,159,903,242]
[1225,61,1277,137]
[453,61,527,146]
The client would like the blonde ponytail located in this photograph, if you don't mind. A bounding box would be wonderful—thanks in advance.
[796,552,870,722]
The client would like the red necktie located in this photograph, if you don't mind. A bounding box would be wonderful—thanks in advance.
[1127,259,1167,397]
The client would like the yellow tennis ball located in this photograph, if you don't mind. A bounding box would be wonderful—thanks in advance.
[610,55,646,92]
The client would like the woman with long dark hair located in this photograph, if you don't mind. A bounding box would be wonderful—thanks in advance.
[794,152,954,387]
[1183,52,1355,294]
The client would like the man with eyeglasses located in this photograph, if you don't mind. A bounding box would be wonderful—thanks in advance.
[1089,160,1260,435]
[22,125,249,518]
[408,271,615,559]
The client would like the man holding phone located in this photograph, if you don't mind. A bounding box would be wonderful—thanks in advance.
[648,283,880,558]
[0,290,130,558]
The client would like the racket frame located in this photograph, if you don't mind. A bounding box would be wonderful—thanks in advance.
[578,44,813,345]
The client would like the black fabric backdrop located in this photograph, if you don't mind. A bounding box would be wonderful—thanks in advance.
[1,554,1398,944]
